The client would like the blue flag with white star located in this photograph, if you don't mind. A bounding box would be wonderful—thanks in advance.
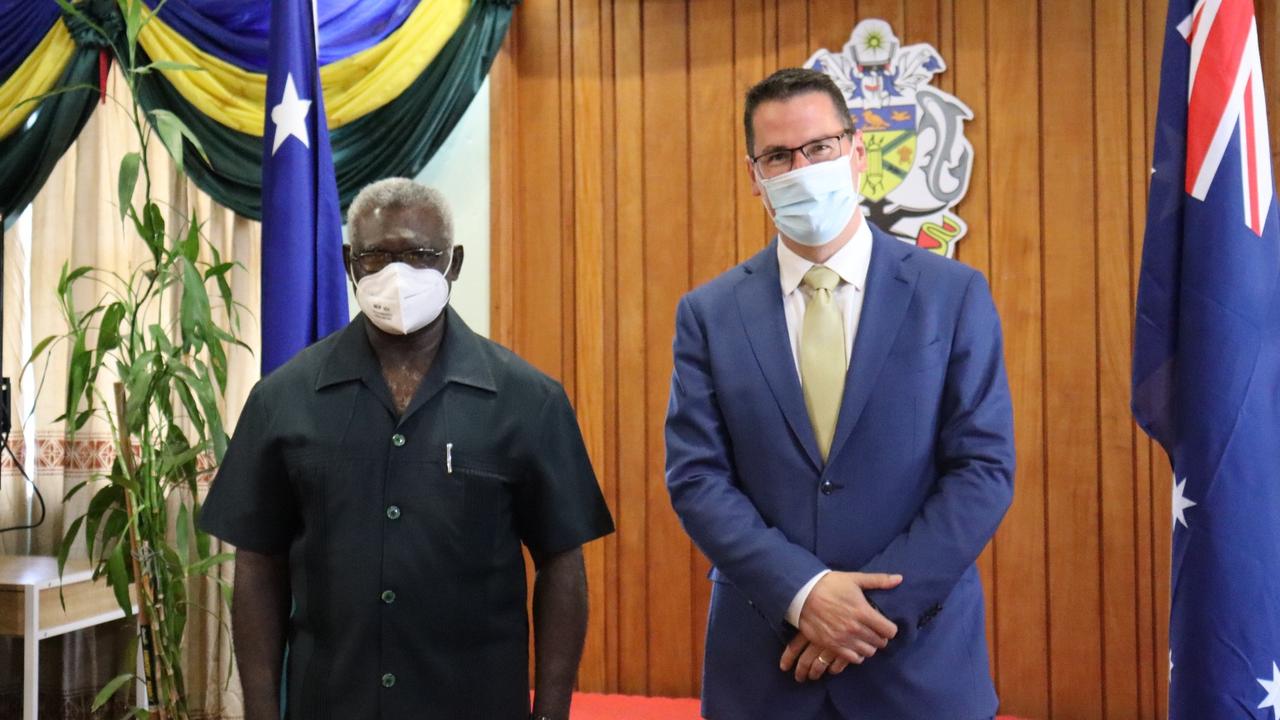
[1133,0,1280,716]
[261,0,348,374]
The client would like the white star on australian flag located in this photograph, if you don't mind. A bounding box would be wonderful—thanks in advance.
[271,73,311,155]
[1172,475,1196,529]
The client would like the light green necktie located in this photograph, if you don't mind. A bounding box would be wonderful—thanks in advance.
[800,265,846,462]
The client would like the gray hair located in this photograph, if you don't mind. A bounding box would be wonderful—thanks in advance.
[346,178,454,243]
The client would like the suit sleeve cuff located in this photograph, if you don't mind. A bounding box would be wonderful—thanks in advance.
[785,569,831,627]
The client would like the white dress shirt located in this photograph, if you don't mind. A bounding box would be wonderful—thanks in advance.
[777,215,874,627]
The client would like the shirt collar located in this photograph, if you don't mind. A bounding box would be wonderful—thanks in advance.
[776,213,873,296]
[316,307,497,394]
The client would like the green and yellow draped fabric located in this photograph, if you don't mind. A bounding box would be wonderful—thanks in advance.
[1,0,517,223]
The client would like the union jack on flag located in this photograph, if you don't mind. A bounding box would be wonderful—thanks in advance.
[1133,0,1280,717]
[1180,0,1273,235]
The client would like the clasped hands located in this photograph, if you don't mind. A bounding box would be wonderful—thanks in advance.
[779,571,902,683]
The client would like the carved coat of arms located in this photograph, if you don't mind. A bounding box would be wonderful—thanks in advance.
[806,19,974,257]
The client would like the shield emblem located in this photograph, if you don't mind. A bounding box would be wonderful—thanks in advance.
[851,104,916,201]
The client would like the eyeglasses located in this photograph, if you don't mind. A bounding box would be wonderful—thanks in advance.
[350,247,449,274]
[751,131,852,178]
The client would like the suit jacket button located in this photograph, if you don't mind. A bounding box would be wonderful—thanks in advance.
[820,481,834,495]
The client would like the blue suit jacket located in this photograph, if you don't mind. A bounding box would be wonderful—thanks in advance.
[665,226,1015,719]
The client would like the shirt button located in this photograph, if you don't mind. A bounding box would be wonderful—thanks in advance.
[381,673,396,688]
[820,481,834,495]
[381,589,396,604]
[385,505,401,520]
[391,433,406,447]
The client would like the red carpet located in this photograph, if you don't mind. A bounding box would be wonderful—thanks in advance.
[567,693,1025,719]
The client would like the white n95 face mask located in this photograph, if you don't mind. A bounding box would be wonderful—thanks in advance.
[759,153,860,246]
[355,259,451,335]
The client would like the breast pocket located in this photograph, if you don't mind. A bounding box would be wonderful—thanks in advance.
[444,451,521,567]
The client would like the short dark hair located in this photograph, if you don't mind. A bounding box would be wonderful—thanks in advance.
[743,68,852,155]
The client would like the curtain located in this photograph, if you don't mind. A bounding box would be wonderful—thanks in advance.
[1,0,516,223]
[0,67,259,720]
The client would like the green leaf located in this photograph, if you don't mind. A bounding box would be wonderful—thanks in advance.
[117,152,140,221]
[172,375,204,435]
[100,510,128,552]
[157,444,200,480]
[187,552,234,576]
[58,265,93,295]
[175,504,191,565]
[92,673,135,711]
[143,202,166,260]
[65,333,90,431]
[97,302,126,354]
[190,360,227,460]
[182,210,201,262]
[194,513,212,559]
[134,60,205,74]
[149,109,210,169]
[148,323,174,355]
[85,485,123,561]
[203,262,236,280]
[123,350,158,431]
[105,543,133,617]
[150,108,185,172]
[57,516,85,576]
[179,260,211,349]
[122,0,144,56]
[26,334,59,365]
[208,329,228,390]
[63,479,91,504]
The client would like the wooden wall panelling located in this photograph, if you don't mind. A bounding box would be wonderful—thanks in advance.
[611,0,650,696]
[641,0,695,698]
[596,0,622,691]
[512,0,565,375]
[986,0,1050,715]
[948,0,1001,672]
[571,0,610,691]
[777,0,810,68]
[1096,0,1141,716]
[1042,0,1104,716]
[808,1,859,76]
[734,0,768,262]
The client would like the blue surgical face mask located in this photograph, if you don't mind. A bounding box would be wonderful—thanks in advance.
[758,153,860,246]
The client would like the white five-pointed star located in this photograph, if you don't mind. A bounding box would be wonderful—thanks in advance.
[1259,661,1280,719]
[270,73,311,155]
[1172,475,1197,529]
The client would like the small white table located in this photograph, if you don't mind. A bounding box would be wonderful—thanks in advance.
[0,555,142,720]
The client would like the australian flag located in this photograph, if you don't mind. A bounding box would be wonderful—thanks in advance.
[261,0,348,374]
[1133,0,1280,717]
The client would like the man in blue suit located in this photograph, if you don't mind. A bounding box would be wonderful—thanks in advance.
[665,68,1015,719]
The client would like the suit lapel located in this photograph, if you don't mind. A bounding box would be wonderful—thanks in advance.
[734,243,823,471]
[826,229,919,464]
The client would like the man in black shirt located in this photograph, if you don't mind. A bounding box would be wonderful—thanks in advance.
[199,178,614,720]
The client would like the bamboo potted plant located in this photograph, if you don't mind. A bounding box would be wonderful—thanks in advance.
[25,1,245,716]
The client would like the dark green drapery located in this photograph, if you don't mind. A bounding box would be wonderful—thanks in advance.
[0,1,117,228]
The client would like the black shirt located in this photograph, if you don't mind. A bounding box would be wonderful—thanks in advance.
[199,308,614,719]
